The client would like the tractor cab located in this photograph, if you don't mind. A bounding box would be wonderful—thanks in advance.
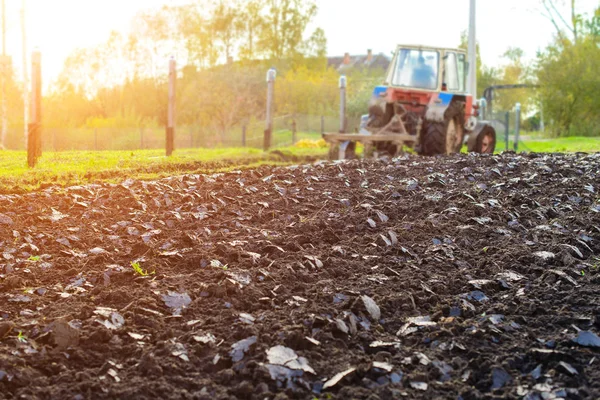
[323,2,497,159]
[382,45,470,111]
[351,44,495,157]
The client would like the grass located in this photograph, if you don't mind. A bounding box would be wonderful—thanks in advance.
[514,137,600,153]
[0,146,327,193]
[0,135,597,194]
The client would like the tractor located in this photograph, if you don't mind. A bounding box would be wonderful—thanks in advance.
[324,44,496,159]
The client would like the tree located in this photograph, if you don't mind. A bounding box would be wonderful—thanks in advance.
[540,0,581,42]
[237,0,264,61]
[495,47,535,114]
[44,0,329,143]
[458,31,501,99]
[211,1,241,62]
[536,6,600,135]
[257,0,321,63]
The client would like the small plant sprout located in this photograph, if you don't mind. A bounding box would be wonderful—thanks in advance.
[210,260,228,270]
[130,261,154,276]
[17,331,27,343]
[28,255,41,262]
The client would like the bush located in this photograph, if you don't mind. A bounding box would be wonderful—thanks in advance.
[295,139,327,148]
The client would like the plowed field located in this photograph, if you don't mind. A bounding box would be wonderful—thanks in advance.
[1,152,599,399]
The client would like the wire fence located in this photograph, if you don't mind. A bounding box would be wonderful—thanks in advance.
[1,113,364,152]
[488,110,535,152]
[2,110,538,153]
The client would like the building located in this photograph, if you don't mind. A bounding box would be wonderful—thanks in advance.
[327,49,391,72]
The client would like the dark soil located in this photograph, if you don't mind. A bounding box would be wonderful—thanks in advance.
[1,152,599,400]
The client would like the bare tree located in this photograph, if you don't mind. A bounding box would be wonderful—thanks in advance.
[540,0,579,41]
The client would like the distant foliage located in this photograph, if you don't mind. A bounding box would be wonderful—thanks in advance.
[40,0,331,136]
[537,7,600,136]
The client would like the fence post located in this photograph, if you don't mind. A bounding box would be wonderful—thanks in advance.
[27,50,42,168]
[242,125,247,147]
[292,116,297,145]
[540,103,545,133]
[166,56,176,156]
[264,68,276,151]
[480,98,487,120]
[504,112,509,152]
[94,128,98,151]
[189,126,193,148]
[514,103,521,152]
[140,127,144,149]
[339,75,347,133]
[320,116,325,135]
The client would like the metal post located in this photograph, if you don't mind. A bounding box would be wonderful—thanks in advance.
[514,103,521,152]
[320,116,325,135]
[504,111,509,152]
[27,50,41,167]
[339,75,347,133]
[479,97,487,120]
[467,0,477,97]
[166,56,176,156]
[242,125,247,147]
[264,68,276,151]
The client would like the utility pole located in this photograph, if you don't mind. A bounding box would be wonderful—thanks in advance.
[22,0,28,148]
[1,0,7,149]
[467,0,477,98]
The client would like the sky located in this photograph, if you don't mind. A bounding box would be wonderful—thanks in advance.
[2,0,598,89]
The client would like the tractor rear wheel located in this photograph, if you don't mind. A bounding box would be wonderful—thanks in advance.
[420,104,465,156]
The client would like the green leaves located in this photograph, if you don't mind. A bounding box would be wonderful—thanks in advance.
[17,331,27,343]
[130,261,154,277]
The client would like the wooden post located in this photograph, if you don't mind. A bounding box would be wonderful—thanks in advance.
[27,50,41,168]
[320,116,325,135]
[292,117,297,145]
[166,56,176,156]
[264,68,276,151]
[242,124,247,147]
[504,112,509,152]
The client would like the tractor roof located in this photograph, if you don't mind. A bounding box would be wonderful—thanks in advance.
[395,44,467,54]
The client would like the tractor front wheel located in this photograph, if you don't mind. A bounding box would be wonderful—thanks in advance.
[420,117,464,156]
[468,124,496,154]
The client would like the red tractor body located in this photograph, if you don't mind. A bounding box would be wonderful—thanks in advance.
[357,45,495,156]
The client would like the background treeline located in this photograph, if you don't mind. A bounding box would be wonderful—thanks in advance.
[0,0,598,150]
